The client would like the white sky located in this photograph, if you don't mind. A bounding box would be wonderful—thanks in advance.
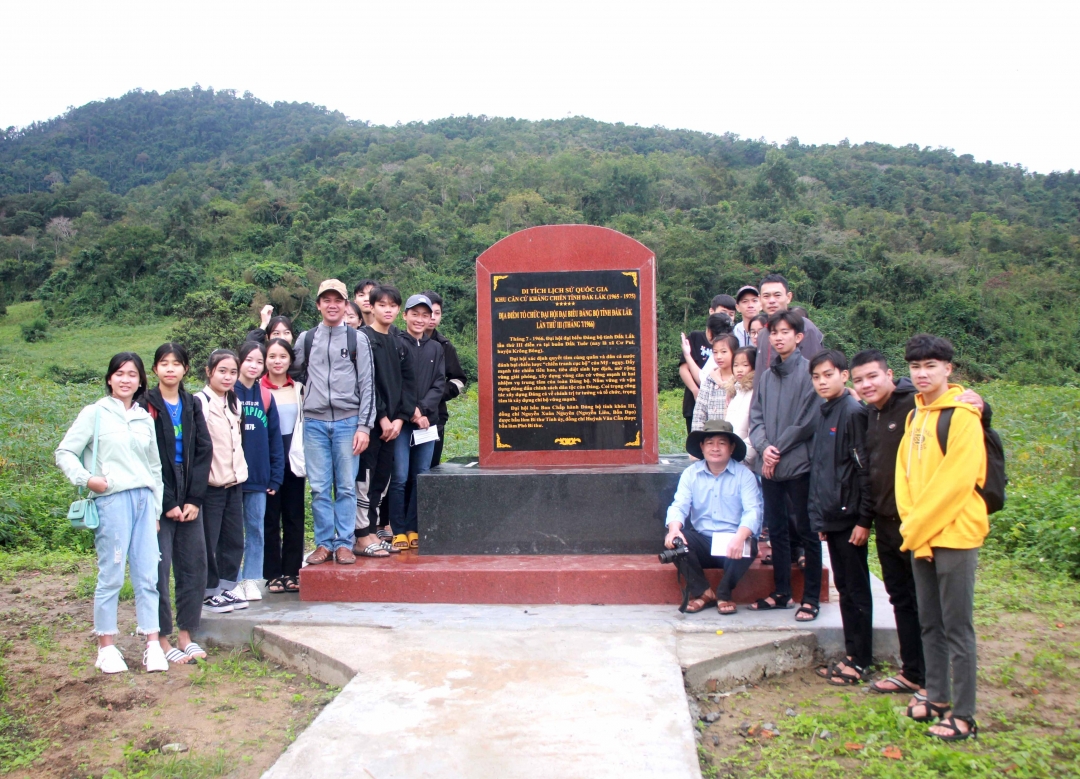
[3,0,1077,173]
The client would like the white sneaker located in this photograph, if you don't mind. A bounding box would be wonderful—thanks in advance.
[220,588,249,610]
[95,645,128,674]
[143,641,168,673]
[241,579,263,601]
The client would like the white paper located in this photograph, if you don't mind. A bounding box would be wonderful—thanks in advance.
[411,426,441,446]
[710,532,752,559]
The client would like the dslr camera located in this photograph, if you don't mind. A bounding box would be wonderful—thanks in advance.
[658,536,690,565]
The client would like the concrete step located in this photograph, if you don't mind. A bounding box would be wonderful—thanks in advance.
[298,553,829,605]
[677,630,817,689]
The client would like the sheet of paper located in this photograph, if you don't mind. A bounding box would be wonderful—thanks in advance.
[411,425,441,446]
[710,531,752,559]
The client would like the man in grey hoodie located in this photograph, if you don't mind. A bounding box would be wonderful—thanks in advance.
[291,279,377,565]
[748,310,823,620]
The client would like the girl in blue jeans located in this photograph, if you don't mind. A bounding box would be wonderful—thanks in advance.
[56,353,168,674]
[234,341,284,602]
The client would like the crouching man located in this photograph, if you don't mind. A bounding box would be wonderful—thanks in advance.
[663,419,763,615]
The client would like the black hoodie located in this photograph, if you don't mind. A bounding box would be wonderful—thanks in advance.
[142,387,214,517]
[398,330,446,424]
[808,393,872,533]
[430,329,468,425]
[864,377,995,519]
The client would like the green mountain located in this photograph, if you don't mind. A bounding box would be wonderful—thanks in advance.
[2,86,1078,386]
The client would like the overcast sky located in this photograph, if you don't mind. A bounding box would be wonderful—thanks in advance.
[3,0,1077,173]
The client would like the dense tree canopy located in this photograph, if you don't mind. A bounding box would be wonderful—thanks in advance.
[2,87,1078,385]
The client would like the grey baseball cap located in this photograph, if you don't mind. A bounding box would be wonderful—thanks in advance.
[735,285,759,301]
[404,294,433,312]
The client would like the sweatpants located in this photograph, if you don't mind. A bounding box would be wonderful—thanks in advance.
[875,515,924,686]
[912,547,979,719]
[825,529,874,669]
[264,468,305,580]
[761,474,822,606]
[201,484,244,597]
[674,525,759,602]
[158,463,207,635]
[356,438,393,534]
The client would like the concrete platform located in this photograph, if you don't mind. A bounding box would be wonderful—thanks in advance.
[261,626,701,779]
[298,552,830,605]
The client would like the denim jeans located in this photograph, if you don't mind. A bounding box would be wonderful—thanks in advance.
[305,416,359,551]
[93,487,160,636]
[389,426,435,535]
[241,490,266,580]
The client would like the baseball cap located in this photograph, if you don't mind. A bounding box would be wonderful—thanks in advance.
[404,294,433,312]
[735,285,759,302]
[316,279,349,300]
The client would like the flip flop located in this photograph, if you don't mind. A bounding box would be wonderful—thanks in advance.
[391,534,410,552]
[165,648,190,665]
[408,532,419,549]
[870,676,920,694]
[183,642,208,660]
[357,542,390,558]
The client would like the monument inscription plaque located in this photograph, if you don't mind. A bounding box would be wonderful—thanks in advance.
[477,225,658,467]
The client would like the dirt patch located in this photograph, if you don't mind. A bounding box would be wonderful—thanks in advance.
[691,604,1080,776]
[0,564,336,778]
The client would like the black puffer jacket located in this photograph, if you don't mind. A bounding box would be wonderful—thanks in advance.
[808,393,873,533]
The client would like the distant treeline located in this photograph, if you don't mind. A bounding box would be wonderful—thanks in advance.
[2,86,1079,386]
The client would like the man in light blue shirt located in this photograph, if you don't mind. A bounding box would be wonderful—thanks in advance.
[664,419,763,615]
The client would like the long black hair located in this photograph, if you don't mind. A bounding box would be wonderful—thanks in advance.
[264,315,294,341]
[105,352,148,402]
[266,337,295,367]
[205,348,241,414]
[152,342,190,391]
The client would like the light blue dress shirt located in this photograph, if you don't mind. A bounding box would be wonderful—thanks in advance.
[664,458,763,537]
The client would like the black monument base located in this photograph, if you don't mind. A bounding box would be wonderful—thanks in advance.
[416,457,690,555]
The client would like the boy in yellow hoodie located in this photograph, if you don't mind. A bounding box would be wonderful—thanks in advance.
[895,334,987,741]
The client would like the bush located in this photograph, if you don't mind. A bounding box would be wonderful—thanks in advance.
[44,364,99,385]
[985,479,1080,579]
[20,317,49,342]
[169,288,253,370]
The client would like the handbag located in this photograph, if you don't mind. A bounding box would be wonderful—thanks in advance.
[67,408,101,530]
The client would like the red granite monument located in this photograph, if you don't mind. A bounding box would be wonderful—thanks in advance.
[476,225,659,467]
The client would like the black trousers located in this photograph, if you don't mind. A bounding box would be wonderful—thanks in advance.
[761,474,822,605]
[675,525,759,601]
[875,515,925,686]
[264,468,306,579]
[431,423,446,468]
[825,528,874,668]
[201,484,244,595]
[684,416,693,435]
[364,437,395,528]
[157,463,207,635]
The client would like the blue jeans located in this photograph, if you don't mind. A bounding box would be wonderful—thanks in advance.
[241,490,266,579]
[305,416,359,551]
[389,426,435,535]
[93,487,160,636]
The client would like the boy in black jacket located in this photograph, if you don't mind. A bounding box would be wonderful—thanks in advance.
[389,294,445,550]
[421,290,468,467]
[355,285,416,555]
[808,350,874,684]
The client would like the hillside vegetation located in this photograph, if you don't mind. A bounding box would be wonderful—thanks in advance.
[2,86,1080,386]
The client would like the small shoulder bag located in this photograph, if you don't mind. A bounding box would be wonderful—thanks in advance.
[67,408,101,530]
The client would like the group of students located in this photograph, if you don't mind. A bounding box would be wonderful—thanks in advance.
[673,273,991,742]
[55,278,466,675]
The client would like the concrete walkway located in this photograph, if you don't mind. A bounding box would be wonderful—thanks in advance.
[197,563,896,779]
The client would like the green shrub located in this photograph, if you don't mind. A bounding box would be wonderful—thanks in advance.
[985,480,1080,578]
[44,364,99,385]
[19,318,48,343]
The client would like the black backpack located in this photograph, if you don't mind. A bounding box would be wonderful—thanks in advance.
[934,407,1007,514]
[294,326,358,385]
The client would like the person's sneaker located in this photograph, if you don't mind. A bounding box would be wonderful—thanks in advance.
[95,645,128,674]
[241,579,263,601]
[143,641,168,673]
[220,588,249,610]
[202,595,234,613]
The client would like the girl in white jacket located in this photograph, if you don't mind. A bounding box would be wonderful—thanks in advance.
[724,346,758,469]
[55,353,167,674]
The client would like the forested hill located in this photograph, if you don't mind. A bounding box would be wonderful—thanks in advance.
[2,87,1079,387]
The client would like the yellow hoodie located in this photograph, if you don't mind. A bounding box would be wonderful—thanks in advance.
[896,384,988,559]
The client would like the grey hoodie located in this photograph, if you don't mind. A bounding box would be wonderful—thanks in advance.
[291,323,376,431]
[748,351,821,481]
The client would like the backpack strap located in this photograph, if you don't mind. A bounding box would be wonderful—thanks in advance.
[936,408,955,456]
[302,329,313,373]
[347,326,358,375]
[260,384,272,413]
[148,404,158,420]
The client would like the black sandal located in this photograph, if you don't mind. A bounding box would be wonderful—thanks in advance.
[827,663,869,686]
[748,593,790,610]
[283,575,299,592]
[929,716,977,741]
[815,660,841,679]
[795,603,820,621]
[760,555,773,566]
[907,698,949,723]
[266,577,286,594]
